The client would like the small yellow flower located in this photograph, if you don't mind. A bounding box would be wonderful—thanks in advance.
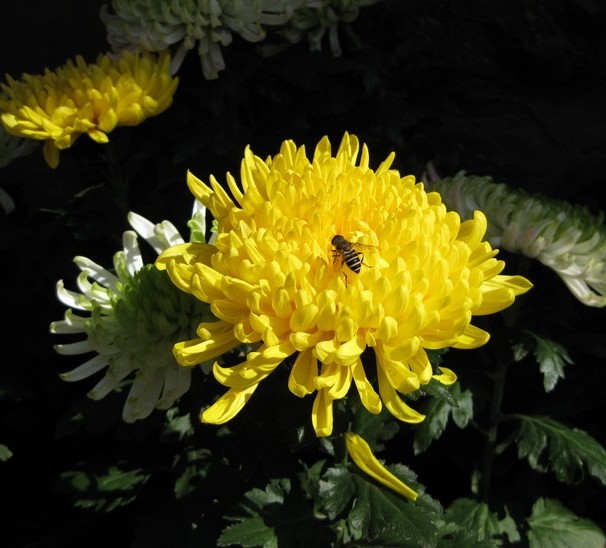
[345,432,418,500]
[0,51,178,168]
[156,134,532,436]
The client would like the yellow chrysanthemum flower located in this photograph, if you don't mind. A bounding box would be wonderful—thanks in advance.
[0,51,178,168]
[156,134,532,437]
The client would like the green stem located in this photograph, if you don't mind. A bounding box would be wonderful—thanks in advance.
[478,352,509,500]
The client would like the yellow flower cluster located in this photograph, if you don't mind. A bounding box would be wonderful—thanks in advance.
[156,134,532,436]
[0,51,178,168]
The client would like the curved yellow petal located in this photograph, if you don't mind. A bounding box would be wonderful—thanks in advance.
[345,433,418,501]
[201,384,258,424]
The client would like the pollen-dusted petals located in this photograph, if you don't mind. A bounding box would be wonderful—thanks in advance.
[0,51,177,168]
[159,134,531,435]
[345,432,419,501]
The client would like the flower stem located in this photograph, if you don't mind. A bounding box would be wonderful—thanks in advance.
[478,351,509,500]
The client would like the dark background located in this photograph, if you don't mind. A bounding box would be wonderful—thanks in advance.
[1,0,606,546]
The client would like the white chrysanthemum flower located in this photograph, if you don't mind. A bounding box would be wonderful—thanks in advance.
[278,0,381,56]
[50,211,215,422]
[429,171,606,307]
[101,0,294,79]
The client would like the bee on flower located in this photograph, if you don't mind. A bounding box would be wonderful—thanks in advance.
[155,134,532,438]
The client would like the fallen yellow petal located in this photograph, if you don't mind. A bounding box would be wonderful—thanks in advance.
[345,432,418,501]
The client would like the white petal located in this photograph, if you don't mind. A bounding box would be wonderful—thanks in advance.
[128,211,154,238]
[88,375,124,400]
[54,340,94,355]
[50,314,87,334]
[74,256,119,289]
[156,220,185,248]
[156,365,191,409]
[60,354,109,381]
[123,231,144,275]
[122,371,165,422]
[56,280,92,311]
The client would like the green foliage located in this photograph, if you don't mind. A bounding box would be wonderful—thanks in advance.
[218,478,333,548]
[440,498,520,546]
[514,415,606,486]
[58,464,149,512]
[413,382,473,454]
[512,331,573,392]
[318,462,441,546]
[526,498,605,548]
[0,443,12,461]
[350,401,399,450]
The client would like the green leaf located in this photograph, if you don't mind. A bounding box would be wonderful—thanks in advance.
[219,516,279,548]
[512,332,573,392]
[219,478,333,548]
[173,450,211,499]
[347,466,440,547]
[318,465,356,520]
[0,443,13,462]
[413,383,473,454]
[419,377,458,406]
[441,498,520,546]
[351,404,399,451]
[527,498,605,548]
[515,415,606,486]
[58,464,148,512]
[161,408,194,441]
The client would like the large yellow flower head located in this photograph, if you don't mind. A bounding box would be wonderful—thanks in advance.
[156,134,532,437]
[0,51,178,168]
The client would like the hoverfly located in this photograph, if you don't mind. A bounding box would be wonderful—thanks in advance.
[331,234,374,275]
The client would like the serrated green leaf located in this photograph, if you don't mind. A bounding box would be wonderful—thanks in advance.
[221,478,333,547]
[162,408,194,441]
[513,332,573,392]
[96,466,147,491]
[351,404,399,450]
[442,498,520,546]
[0,443,13,461]
[244,478,290,510]
[527,498,605,548]
[420,378,458,406]
[347,465,440,546]
[58,464,148,512]
[515,415,606,486]
[218,517,279,548]
[413,383,473,454]
[318,465,356,520]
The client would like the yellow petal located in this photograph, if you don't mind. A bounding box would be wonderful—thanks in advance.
[201,384,258,424]
[345,433,418,501]
[311,388,334,437]
[433,366,457,385]
[288,349,318,397]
